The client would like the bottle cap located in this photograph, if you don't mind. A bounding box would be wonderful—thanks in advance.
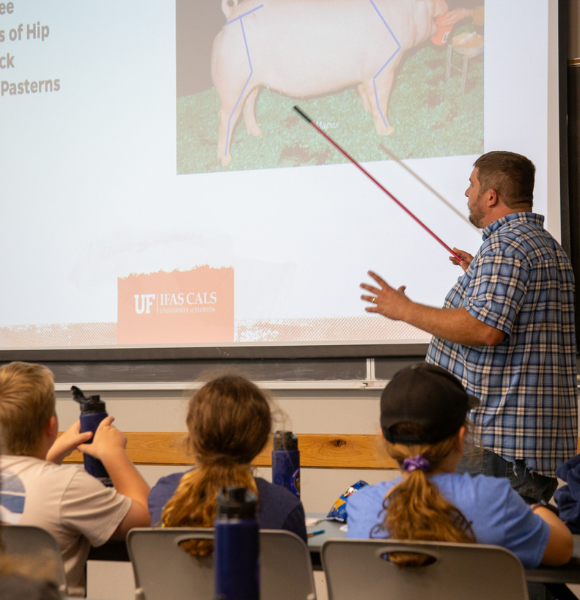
[71,386,107,413]
[216,487,257,520]
[273,430,298,451]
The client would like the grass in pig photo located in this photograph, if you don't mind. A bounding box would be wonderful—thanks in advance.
[176,0,484,175]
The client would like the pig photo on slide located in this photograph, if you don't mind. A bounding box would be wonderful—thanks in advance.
[175,0,484,174]
[213,0,449,166]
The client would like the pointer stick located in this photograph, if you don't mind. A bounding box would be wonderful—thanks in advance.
[379,144,478,233]
[293,106,462,261]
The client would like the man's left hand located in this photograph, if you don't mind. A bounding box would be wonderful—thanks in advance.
[360,271,411,321]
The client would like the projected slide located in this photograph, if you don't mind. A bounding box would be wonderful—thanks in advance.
[178,0,484,173]
[0,1,559,348]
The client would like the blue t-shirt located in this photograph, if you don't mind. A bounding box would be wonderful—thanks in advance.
[148,472,307,543]
[346,472,550,569]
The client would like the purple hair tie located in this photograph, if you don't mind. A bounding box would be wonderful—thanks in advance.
[402,455,431,473]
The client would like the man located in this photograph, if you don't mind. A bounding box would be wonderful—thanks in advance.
[361,151,577,503]
[0,361,151,596]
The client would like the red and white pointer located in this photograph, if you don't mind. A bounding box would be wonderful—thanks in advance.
[293,105,463,262]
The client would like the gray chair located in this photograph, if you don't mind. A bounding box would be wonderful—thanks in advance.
[322,538,529,600]
[0,524,67,595]
[127,527,316,600]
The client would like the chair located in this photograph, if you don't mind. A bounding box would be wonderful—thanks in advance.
[322,539,529,600]
[127,527,316,600]
[0,524,67,595]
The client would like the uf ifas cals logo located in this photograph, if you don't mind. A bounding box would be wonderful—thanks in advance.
[117,267,234,344]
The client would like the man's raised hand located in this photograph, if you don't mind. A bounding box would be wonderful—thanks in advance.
[360,271,410,321]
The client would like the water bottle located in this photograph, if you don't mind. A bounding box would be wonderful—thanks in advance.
[272,430,300,498]
[214,487,259,600]
[71,386,112,487]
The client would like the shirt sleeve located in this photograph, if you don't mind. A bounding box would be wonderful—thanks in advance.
[500,488,551,569]
[463,250,529,335]
[60,470,131,548]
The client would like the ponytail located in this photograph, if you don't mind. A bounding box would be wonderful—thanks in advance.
[372,423,475,567]
[162,462,258,558]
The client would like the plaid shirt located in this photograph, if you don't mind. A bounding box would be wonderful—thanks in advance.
[426,213,577,476]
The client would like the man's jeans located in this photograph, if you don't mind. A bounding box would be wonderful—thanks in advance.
[456,446,558,504]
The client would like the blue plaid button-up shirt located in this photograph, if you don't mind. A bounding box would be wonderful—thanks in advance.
[426,212,577,476]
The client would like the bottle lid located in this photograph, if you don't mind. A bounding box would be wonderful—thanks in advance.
[216,487,257,520]
[71,386,106,413]
[273,430,298,451]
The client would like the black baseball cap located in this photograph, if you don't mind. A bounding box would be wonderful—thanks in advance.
[380,363,479,445]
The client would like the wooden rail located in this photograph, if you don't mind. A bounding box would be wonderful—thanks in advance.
[61,432,398,469]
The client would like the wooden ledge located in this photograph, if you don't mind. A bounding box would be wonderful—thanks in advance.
[62,432,580,470]
[61,432,397,469]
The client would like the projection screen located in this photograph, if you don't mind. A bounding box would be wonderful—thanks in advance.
[0,0,564,351]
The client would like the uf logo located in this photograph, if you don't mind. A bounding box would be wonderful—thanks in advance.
[134,294,155,314]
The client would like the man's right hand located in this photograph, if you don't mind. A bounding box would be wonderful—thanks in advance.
[450,248,473,272]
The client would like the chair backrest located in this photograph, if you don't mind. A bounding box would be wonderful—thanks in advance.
[322,539,529,600]
[127,527,316,600]
[0,524,67,595]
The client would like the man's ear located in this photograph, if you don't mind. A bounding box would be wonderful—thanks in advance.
[485,188,500,207]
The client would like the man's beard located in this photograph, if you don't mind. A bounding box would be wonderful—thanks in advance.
[468,194,485,228]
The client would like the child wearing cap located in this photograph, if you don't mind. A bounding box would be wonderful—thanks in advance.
[346,364,573,570]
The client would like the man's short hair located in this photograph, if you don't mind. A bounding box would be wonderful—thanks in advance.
[474,151,535,209]
[0,362,55,455]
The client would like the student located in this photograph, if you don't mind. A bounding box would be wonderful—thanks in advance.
[149,374,307,555]
[0,362,150,597]
[346,363,573,570]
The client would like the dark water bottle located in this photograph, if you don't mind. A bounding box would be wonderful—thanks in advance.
[272,430,300,498]
[214,487,259,600]
[71,386,112,487]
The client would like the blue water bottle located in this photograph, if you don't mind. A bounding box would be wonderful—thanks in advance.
[214,487,259,600]
[272,430,300,498]
[71,386,112,487]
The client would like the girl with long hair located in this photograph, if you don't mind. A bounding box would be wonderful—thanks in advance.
[346,364,573,569]
[148,375,307,557]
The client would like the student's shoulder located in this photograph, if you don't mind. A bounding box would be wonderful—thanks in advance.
[255,477,302,509]
[2,455,81,487]
[149,471,189,502]
[439,472,513,506]
[151,471,188,490]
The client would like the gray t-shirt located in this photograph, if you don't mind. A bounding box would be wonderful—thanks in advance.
[0,455,131,597]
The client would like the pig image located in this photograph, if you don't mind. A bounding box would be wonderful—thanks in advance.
[211,0,449,166]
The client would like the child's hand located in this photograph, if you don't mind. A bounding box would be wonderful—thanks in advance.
[78,416,127,462]
[46,420,93,465]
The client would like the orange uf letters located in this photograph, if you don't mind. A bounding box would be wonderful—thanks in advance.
[117,266,234,344]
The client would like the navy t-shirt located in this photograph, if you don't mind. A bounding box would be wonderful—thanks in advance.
[148,472,307,542]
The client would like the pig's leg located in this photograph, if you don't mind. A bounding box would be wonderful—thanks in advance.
[243,87,263,137]
[364,71,396,136]
[357,84,371,113]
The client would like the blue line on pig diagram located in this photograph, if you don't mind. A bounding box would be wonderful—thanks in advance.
[224,4,265,156]
[223,1,401,157]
